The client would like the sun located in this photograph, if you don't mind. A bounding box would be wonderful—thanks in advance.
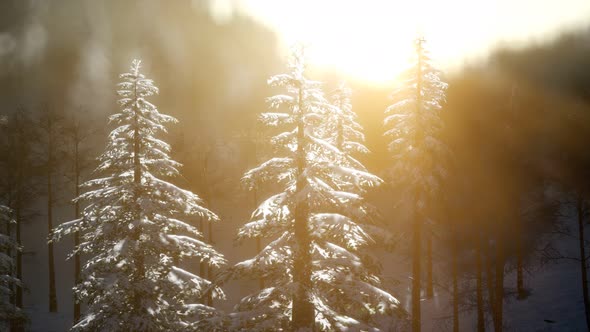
[234,0,590,85]
[237,0,590,84]
[235,0,437,84]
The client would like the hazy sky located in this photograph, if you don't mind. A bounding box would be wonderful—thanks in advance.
[210,0,590,83]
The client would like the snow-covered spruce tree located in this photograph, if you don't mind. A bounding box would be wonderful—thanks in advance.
[326,82,395,265]
[0,205,24,327]
[52,60,225,331]
[327,83,369,156]
[0,110,36,316]
[225,48,401,331]
[383,37,448,332]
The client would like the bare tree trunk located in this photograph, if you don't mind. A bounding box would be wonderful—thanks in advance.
[6,189,17,330]
[207,221,213,307]
[11,113,26,332]
[47,114,58,313]
[48,168,58,312]
[493,245,505,332]
[15,172,23,332]
[256,237,264,288]
[73,130,81,323]
[412,195,422,332]
[199,219,206,277]
[200,156,214,307]
[253,189,264,290]
[516,247,524,299]
[198,218,206,306]
[486,246,495,330]
[199,153,212,305]
[516,213,525,299]
[412,38,425,332]
[291,84,314,331]
[577,195,590,331]
[476,240,485,332]
[427,234,434,299]
[5,190,13,305]
[452,238,459,332]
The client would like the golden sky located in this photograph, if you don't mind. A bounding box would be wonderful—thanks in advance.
[210,0,590,84]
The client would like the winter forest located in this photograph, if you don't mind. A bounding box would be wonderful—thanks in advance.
[1,1,590,332]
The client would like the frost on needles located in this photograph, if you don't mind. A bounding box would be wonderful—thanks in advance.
[223,48,402,331]
[52,60,226,332]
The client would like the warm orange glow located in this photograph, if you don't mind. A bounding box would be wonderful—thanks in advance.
[236,0,590,84]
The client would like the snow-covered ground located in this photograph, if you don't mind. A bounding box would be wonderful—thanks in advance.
[18,179,588,331]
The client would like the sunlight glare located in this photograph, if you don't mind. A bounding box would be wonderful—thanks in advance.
[238,0,422,84]
[236,0,590,85]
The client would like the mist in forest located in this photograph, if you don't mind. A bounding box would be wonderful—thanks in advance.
[1,0,590,331]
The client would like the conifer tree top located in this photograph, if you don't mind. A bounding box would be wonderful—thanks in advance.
[52,59,225,331]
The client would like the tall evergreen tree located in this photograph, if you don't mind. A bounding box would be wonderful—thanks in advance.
[63,109,99,324]
[39,105,64,313]
[327,83,393,269]
[0,115,26,329]
[52,60,225,331]
[0,205,24,327]
[383,37,448,332]
[225,48,400,331]
[327,83,370,156]
[0,109,37,331]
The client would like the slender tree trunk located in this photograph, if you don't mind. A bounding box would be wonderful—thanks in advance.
[426,234,434,299]
[493,244,505,332]
[476,240,485,332]
[336,105,344,151]
[256,238,264,289]
[11,113,25,332]
[198,218,206,306]
[132,80,145,313]
[516,213,525,299]
[452,238,459,332]
[47,119,58,312]
[14,156,24,308]
[207,221,214,307]
[412,192,422,332]
[256,237,264,289]
[577,195,590,331]
[205,175,214,307]
[199,156,213,305]
[48,179,58,311]
[516,248,524,299]
[412,39,424,332]
[253,188,264,290]
[6,189,16,330]
[73,132,81,323]
[292,84,314,331]
[6,188,14,303]
[486,246,495,318]
[199,219,206,277]
[15,169,23,332]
